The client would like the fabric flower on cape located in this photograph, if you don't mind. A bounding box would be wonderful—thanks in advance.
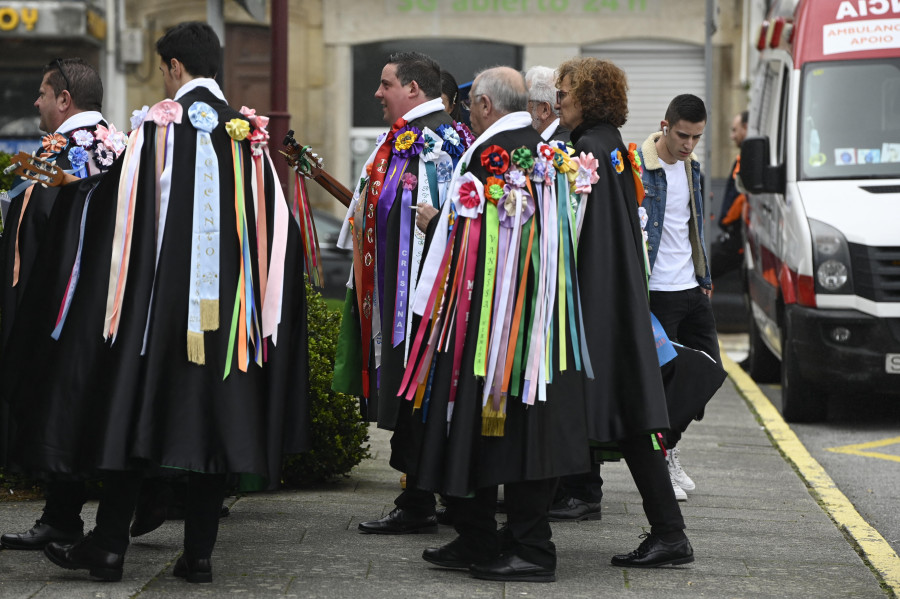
[393,125,424,158]
[511,146,535,171]
[41,133,67,154]
[610,149,625,173]
[485,176,505,203]
[225,118,250,141]
[420,128,444,162]
[449,171,484,218]
[498,185,535,228]
[94,124,127,155]
[148,100,183,127]
[402,172,417,191]
[188,102,219,133]
[72,129,95,148]
[453,121,475,148]
[239,106,269,134]
[538,143,555,162]
[435,158,453,183]
[94,145,115,168]
[436,124,463,157]
[572,151,600,194]
[552,146,577,176]
[248,128,268,156]
[67,146,89,170]
[130,105,150,131]
[481,145,510,175]
[504,168,527,189]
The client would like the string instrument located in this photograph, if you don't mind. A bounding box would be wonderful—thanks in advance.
[280,131,353,208]
[3,151,78,187]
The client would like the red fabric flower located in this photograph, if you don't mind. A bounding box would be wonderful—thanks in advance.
[459,180,481,209]
[480,145,510,175]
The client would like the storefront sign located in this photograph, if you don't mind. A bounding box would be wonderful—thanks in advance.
[0,1,105,42]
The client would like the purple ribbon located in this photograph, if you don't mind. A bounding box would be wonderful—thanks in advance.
[376,156,409,315]
[393,173,416,346]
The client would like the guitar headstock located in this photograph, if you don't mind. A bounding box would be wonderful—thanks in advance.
[280,130,324,179]
[3,151,66,187]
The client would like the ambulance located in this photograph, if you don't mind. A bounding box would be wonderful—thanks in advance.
[740,0,900,421]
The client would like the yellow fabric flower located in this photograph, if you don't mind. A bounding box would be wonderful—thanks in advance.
[394,130,418,152]
[225,118,250,141]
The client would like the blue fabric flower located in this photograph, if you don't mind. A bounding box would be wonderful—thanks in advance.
[436,158,453,183]
[68,146,89,170]
[436,124,463,157]
[188,102,218,133]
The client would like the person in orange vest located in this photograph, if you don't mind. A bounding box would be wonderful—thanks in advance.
[710,110,748,279]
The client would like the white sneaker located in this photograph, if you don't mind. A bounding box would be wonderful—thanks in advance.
[670,472,688,501]
[667,447,695,492]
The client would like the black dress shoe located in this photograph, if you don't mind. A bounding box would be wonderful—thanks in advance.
[611,533,694,568]
[173,555,213,583]
[423,539,495,570]
[43,533,124,582]
[548,496,602,522]
[469,552,556,583]
[1,521,83,550]
[435,507,454,526]
[358,507,437,534]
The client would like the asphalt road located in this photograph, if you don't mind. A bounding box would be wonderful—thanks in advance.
[721,333,900,558]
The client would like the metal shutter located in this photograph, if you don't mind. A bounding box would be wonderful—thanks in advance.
[582,40,706,160]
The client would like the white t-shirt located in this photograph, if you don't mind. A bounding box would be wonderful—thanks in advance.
[649,159,698,291]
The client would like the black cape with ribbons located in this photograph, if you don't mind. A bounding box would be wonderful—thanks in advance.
[2,88,309,485]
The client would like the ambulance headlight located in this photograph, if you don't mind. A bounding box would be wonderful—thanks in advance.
[817,260,848,291]
[809,219,853,294]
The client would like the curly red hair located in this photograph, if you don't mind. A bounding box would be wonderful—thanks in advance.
[556,57,628,128]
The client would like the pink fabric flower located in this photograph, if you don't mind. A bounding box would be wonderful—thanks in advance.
[94,124,127,156]
[573,151,600,194]
[147,100,184,127]
[459,180,480,209]
[401,172,417,191]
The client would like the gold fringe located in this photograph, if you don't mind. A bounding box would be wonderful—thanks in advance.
[187,331,206,365]
[200,299,219,331]
[481,396,506,437]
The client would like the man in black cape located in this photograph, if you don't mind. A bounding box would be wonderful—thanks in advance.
[2,22,309,583]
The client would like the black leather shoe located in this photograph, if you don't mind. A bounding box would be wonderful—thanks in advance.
[611,533,694,568]
[435,507,453,526]
[43,534,124,582]
[548,496,602,522]
[173,555,213,583]
[1,521,83,550]
[358,507,437,534]
[423,539,495,570]
[470,552,556,583]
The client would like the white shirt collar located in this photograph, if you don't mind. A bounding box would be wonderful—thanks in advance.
[541,118,561,141]
[56,111,104,135]
[174,78,227,103]
[401,98,445,123]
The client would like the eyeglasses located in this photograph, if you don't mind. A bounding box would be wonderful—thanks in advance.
[555,90,569,104]
[461,94,480,111]
[54,58,71,94]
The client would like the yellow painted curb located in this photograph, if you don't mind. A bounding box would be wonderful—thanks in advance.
[722,352,900,597]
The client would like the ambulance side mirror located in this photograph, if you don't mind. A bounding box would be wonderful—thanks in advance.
[741,136,785,194]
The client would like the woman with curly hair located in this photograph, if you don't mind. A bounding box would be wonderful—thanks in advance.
[555,57,694,568]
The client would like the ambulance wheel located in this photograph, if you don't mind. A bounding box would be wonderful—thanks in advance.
[780,318,826,423]
[746,311,780,383]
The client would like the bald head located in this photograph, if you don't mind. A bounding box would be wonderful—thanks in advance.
[469,66,528,135]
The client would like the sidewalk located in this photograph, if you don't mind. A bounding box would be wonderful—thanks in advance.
[0,362,895,598]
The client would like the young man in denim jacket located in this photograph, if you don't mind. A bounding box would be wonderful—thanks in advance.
[637,94,723,501]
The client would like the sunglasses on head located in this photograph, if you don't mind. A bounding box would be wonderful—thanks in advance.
[53,58,71,93]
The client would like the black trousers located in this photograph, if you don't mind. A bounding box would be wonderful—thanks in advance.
[91,471,227,557]
[448,478,557,570]
[556,455,603,503]
[650,286,721,447]
[41,480,88,533]
[619,434,685,535]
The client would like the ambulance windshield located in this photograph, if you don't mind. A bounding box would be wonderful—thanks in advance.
[800,59,900,180]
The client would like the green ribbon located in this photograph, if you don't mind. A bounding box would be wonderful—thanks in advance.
[509,218,535,397]
[474,202,500,377]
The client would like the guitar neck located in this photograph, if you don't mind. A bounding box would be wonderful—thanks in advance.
[310,169,353,208]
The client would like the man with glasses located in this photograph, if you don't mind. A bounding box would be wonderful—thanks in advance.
[0,57,113,552]
[524,66,568,143]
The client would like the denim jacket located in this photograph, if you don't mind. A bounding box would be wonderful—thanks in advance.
[637,132,711,290]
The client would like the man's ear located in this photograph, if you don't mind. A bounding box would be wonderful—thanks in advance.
[56,89,72,112]
[540,100,553,120]
[408,80,420,99]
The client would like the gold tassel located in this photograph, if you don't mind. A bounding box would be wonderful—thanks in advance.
[481,396,506,437]
[187,331,206,365]
[200,299,219,331]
